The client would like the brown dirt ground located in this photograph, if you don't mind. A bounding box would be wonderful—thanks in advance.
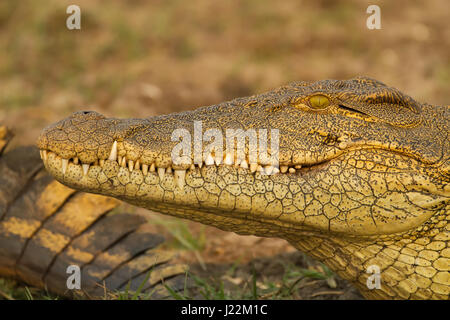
[0,0,448,299]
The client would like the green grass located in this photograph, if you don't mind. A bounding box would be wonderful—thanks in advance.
[0,258,336,300]
[149,217,207,270]
[0,278,58,300]
[161,262,336,300]
[115,270,157,300]
[150,218,206,252]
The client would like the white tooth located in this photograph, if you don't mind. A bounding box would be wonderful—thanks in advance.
[82,164,90,176]
[134,160,140,170]
[150,163,155,172]
[205,154,214,166]
[250,163,258,173]
[257,165,263,172]
[61,159,68,174]
[280,166,288,173]
[73,157,79,164]
[167,167,172,173]
[240,160,248,169]
[289,168,296,174]
[198,162,203,168]
[118,155,123,164]
[121,157,126,167]
[272,167,280,174]
[99,159,105,167]
[43,150,48,161]
[264,165,273,175]
[108,141,118,161]
[128,160,134,172]
[142,164,148,176]
[224,153,233,166]
[295,164,302,169]
[39,150,43,159]
[215,155,222,166]
[190,164,195,170]
[174,170,186,189]
[157,167,165,180]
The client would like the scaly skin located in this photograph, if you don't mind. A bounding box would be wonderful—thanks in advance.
[0,126,187,298]
[37,77,449,299]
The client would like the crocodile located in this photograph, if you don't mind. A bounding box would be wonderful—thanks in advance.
[0,125,188,299]
[37,77,449,299]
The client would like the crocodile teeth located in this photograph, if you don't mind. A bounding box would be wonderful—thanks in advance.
[108,141,118,161]
[224,153,233,165]
[257,165,263,172]
[82,164,90,176]
[150,163,155,172]
[99,159,105,167]
[240,160,248,169]
[190,164,195,170]
[42,150,48,161]
[280,165,288,173]
[250,163,258,173]
[118,155,123,164]
[121,157,126,168]
[174,170,186,189]
[198,162,203,168]
[128,160,134,172]
[39,150,43,159]
[61,159,68,174]
[205,154,214,166]
[142,164,148,176]
[73,157,79,165]
[167,167,172,173]
[215,155,222,166]
[272,167,280,174]
[289,168,296,174]
[157,167,165,180]
[264,165,273,175]
[295,164,302,169]
[134,160,140,170]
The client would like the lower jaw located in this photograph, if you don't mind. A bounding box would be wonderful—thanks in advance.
[43,148,440,241]
[42,151,324,234]
[41,147,331,191]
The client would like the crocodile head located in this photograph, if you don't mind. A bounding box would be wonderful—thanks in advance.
[37,77,449,299]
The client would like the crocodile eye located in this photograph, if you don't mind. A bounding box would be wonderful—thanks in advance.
[309,95,330,109]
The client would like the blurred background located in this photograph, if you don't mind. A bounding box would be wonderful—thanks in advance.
[0,0,448,146]
[0,0,448,299]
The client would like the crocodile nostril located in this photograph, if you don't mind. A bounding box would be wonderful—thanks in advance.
[70,110,106,120]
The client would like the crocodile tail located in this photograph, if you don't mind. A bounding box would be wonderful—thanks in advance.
[0,126,188,298]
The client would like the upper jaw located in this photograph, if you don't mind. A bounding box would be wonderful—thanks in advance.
[34,111,386,186]
[37,111,347,189]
